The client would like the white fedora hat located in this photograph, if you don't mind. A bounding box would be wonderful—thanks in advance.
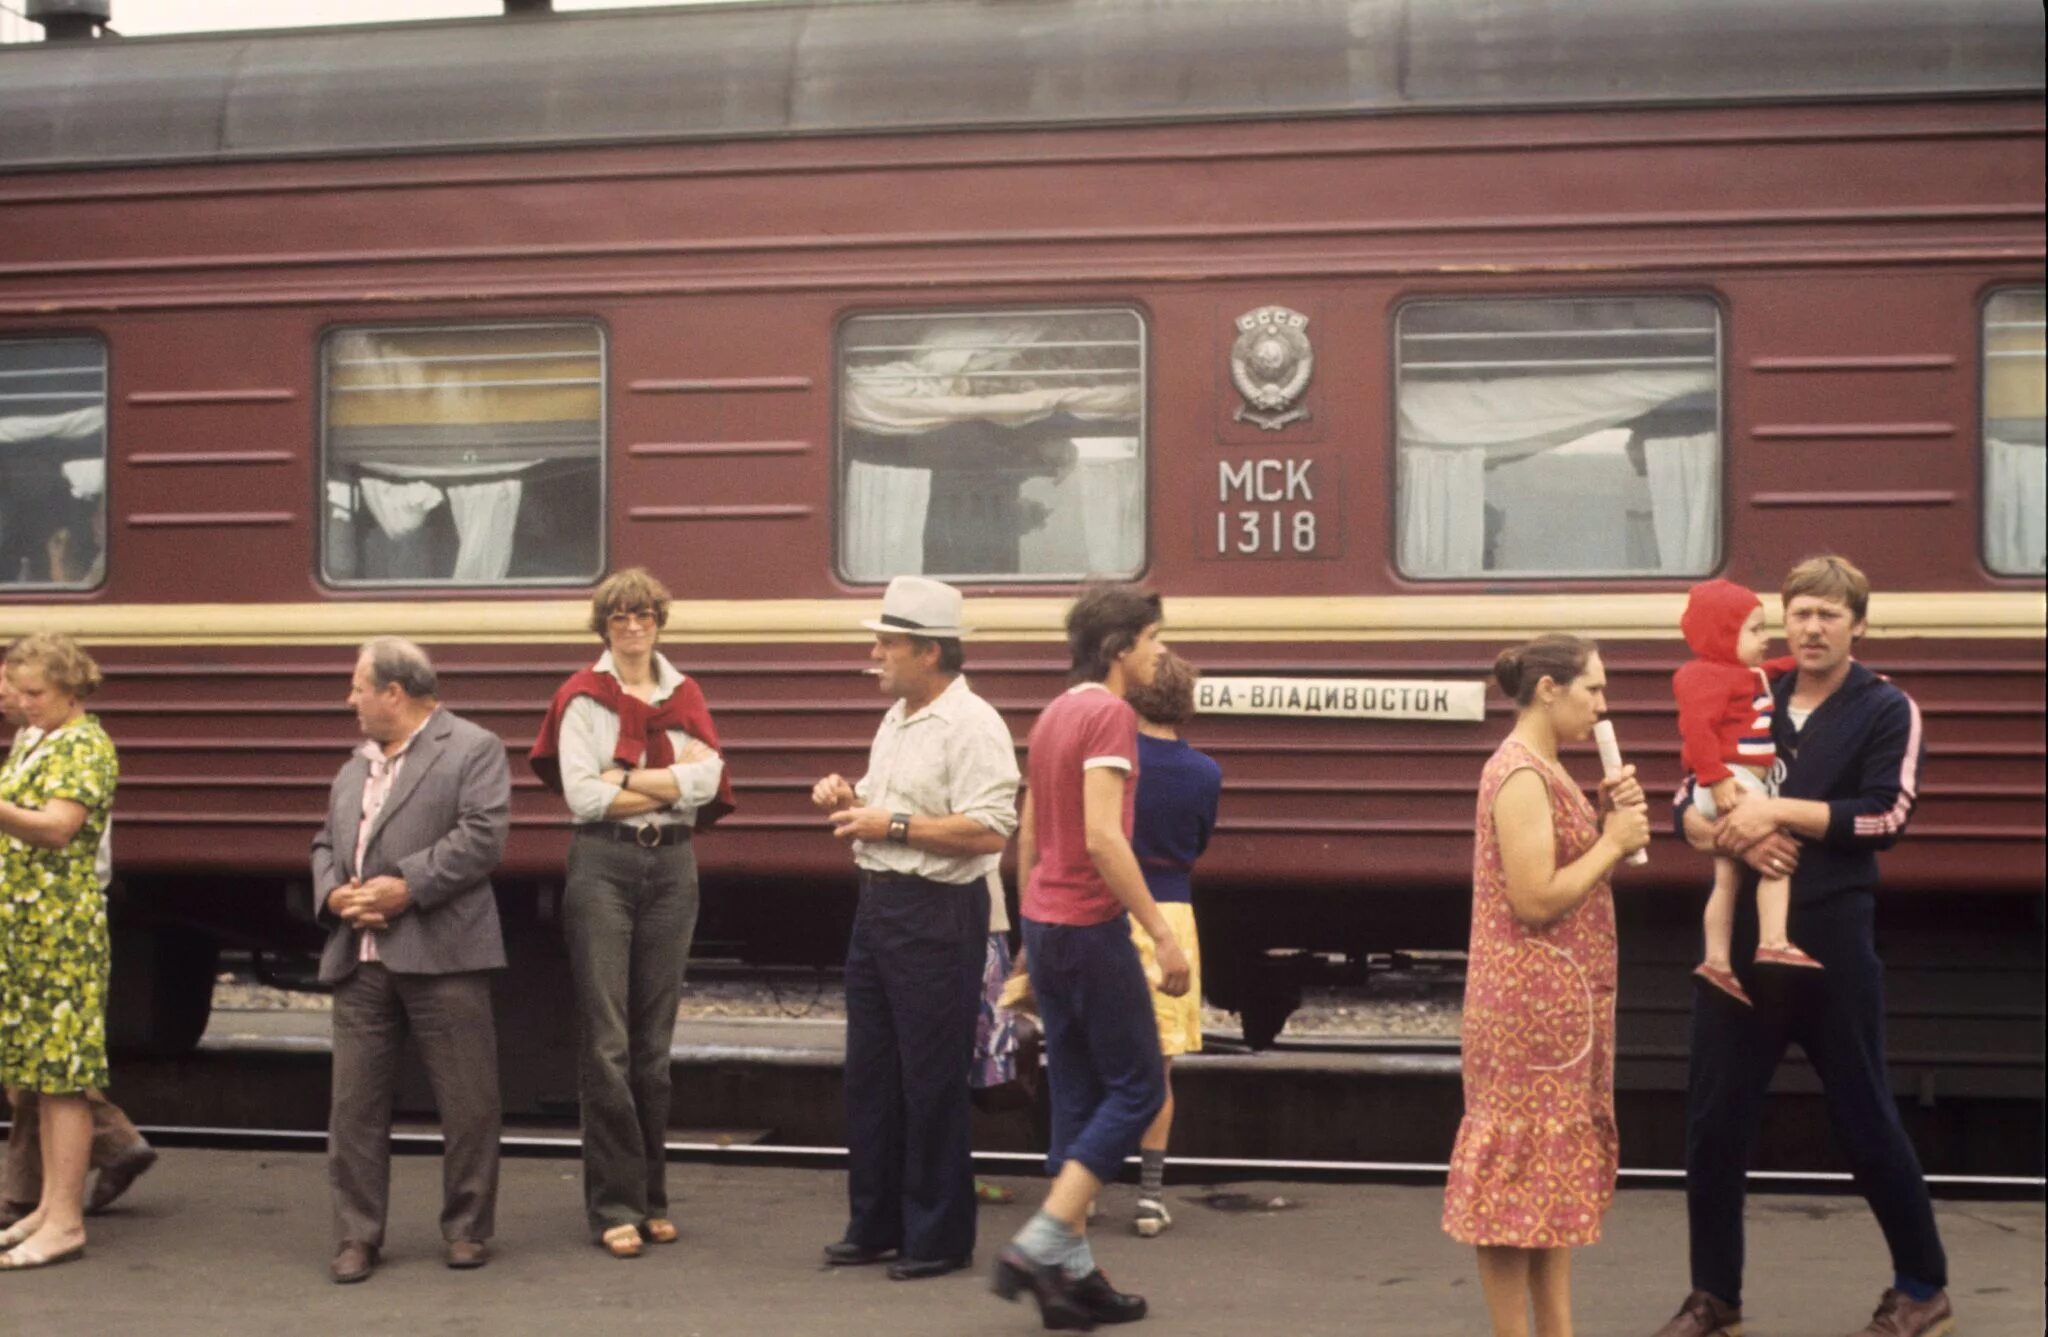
[861,575,969,638]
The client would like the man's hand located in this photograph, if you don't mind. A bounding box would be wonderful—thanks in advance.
[355,875,412,919]
[677,739,718,766]
[1152,935,1192,999]
[829,806,893,842]
[1716,797,1781,846]
[1723,826,1800,880]
[811,774,858,812]
[1596,763,1644,816]
[327,879,394,931]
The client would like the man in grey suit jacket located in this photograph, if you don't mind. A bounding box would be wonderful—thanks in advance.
[311,637,511,1284]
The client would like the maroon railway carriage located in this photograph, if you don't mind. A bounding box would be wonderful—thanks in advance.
[0,0,2042,1055]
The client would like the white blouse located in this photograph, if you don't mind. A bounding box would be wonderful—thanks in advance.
[555,651,725,829]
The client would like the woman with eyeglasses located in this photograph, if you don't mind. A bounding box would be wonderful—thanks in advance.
[529,567,735,1259]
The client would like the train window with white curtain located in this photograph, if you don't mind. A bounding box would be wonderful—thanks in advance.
[836,309,1146,583]
[0,337,107,590]
[1393,297,1722,580]
[1983,288,2045,576]
[320,323,604,587]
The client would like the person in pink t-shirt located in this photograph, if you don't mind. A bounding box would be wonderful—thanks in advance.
[992,585,1190,1330]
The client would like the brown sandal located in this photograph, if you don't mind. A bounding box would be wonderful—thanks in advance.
[641,1218,679,1245]
[601,1224,643,1259]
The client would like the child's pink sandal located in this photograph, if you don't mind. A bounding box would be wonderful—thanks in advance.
[1753,944,1825,970]
[1693,963,1753,1006]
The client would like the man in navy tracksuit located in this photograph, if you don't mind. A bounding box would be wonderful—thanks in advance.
[1653,556,1952,1337]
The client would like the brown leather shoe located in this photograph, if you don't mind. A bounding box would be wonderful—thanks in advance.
[330,1241,378,1284]
[445,1239,489,1270]
[87,1142,158,1214]
[1850,1288,1954,1337]
[1651,1289,1743,1337]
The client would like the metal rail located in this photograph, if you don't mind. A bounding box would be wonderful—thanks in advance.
[95,1122,2044,1199]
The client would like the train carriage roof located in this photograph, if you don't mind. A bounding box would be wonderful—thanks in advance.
[0,0,2042,172]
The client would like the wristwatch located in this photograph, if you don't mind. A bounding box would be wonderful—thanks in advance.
[887,812,912,844]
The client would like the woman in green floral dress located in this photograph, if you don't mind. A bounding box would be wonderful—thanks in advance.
[0,633,118,1271]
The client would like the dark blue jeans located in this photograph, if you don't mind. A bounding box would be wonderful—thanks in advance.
[1686,890,1947,1305]
[842,872,988,1263]
[1023,914,1165,1184]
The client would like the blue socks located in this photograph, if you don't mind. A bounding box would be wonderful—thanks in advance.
[1894,1273,1942,1303]
[1063,1236,1098,1281]
[1011,1210,1082,1269]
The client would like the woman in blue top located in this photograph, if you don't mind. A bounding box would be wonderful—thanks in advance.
[1124,652,1222,1239]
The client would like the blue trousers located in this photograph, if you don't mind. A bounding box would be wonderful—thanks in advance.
[842,872,988,1262]
[1686,890,1947,1305]
[1024,914,1166,1184]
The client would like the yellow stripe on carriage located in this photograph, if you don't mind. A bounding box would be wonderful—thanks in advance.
[2,591,2041,648]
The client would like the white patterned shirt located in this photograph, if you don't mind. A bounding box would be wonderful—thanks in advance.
[853,674,1020,885]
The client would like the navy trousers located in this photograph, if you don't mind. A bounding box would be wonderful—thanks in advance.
[1686,890,1948,1305]
[842,872,988,1263]
[1024,914,1166,1184]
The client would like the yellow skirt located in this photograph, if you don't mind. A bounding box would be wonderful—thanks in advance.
[1130,901,1203,1057]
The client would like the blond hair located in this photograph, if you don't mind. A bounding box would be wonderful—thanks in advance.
[4,631,104,699]
[1781,554,1870,623]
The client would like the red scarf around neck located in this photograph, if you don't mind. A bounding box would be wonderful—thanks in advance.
[528,663,735,830]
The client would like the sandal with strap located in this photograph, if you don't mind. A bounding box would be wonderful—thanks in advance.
[601,1224,644,1259]
[0,1240,85,1271]
[1693,963,1753,1007]
[641,1218,679,1245]
[0,1218,38,1252]
[1754,944,1825,970]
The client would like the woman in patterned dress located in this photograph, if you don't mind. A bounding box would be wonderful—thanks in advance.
[1443,634,1650,1336]
[0,633,119,1271]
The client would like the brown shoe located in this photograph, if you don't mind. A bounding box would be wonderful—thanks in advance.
[1850,1288,1954,1337]
[1651,1289,1743,1337]
[87,1142,158,1214]
[445,1239,489,1270]
[331,1241,379,1284]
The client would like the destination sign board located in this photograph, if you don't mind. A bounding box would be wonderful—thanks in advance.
[1194,677,1486,722]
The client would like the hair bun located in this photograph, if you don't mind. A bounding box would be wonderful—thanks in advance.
[1492,647,1524,699]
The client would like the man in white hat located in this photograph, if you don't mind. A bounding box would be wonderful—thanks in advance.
[811,576,1022,1280]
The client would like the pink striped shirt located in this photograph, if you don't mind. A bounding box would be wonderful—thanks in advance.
[353,714,432,963]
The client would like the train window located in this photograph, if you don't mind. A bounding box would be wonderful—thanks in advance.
[0,337,107,590]
[837,309,1146,583]
[1983,288,2046,576]
[320,323,604,587]
[1393,297,1721,579]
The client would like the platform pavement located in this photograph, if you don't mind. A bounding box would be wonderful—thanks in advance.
[0,1149,2039,1336]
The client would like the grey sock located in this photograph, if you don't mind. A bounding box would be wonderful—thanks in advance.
[1062,1235,1098,1281]
[1011,1209,1082,1269]
[1139,1149,1165,1197]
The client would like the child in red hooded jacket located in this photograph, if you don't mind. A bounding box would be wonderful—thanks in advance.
[1674,579,1822,1004]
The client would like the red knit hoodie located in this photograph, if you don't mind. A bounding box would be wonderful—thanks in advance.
[1672,578,1796,785]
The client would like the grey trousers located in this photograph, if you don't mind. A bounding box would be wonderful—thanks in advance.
[327,962,501,1248]
[563,832,699,1236]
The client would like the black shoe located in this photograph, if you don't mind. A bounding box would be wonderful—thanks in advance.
[992,1244,1095,1331]
[888,1253,973,1281]
[1072,1269,1148,1324]
[823,1240,897,1266]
